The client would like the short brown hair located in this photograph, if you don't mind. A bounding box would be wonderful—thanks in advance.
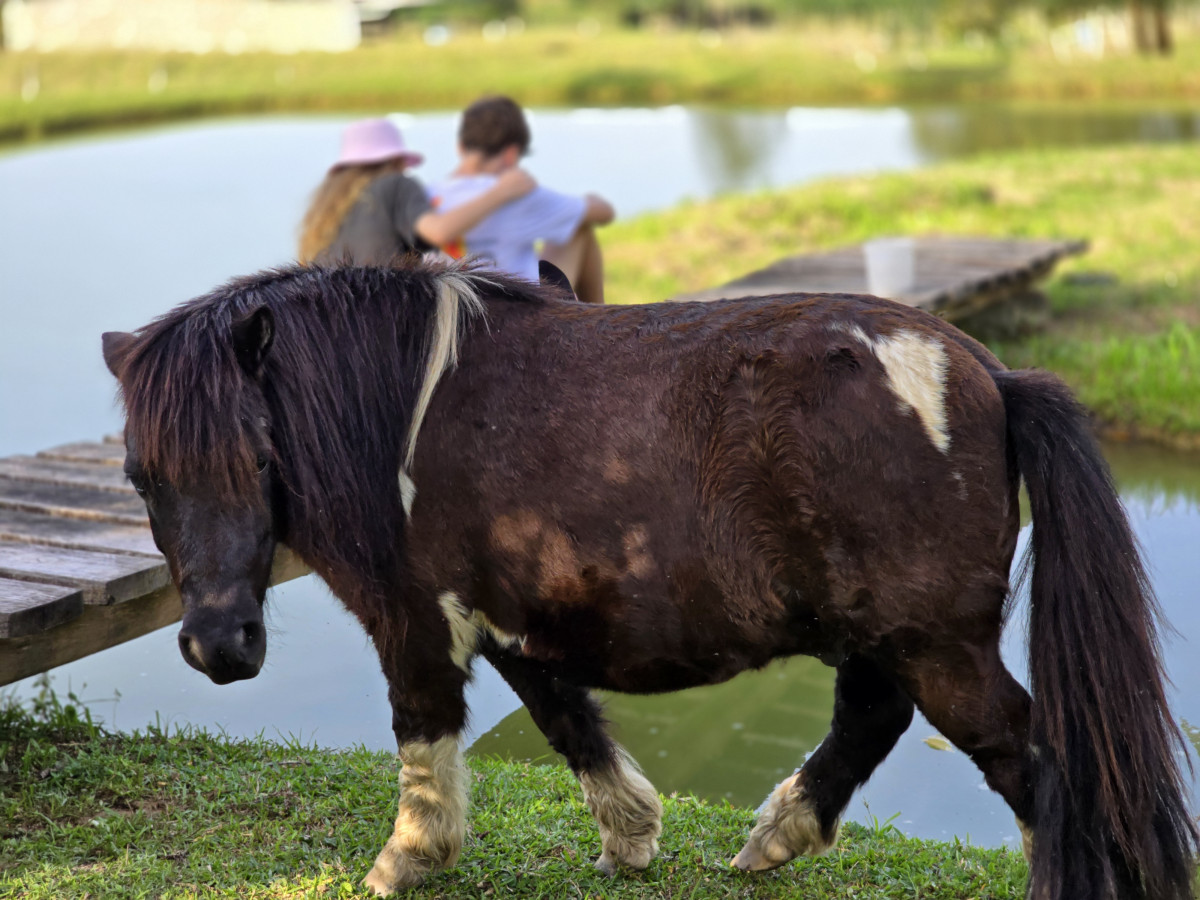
[459,96,530,158]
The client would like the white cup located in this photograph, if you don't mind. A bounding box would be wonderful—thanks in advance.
[863,237,915,298]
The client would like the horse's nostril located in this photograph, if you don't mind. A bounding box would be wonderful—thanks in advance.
[178,633,204,670]
[241,622,261,647]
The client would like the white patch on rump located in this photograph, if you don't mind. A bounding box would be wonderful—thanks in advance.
[836,324,951,453]
[364,735,468,895]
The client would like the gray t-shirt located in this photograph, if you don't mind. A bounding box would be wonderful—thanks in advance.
[317,172,432,266]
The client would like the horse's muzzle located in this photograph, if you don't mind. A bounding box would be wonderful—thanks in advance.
[178,619,266,684]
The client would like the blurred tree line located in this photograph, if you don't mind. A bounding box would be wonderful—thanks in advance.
[448,0,1187,54]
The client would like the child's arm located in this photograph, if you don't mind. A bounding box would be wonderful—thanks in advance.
[415,169,535,247]
[580,193,615,227]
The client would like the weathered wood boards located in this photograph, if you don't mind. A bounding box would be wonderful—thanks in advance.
[0,546,309,686]
[0,577,83,639]
[670,236,1088,321]
[36,440,126,467]
[0,439,311,685]
[0,455,134,492]
[0,506,161,556]
[0,540,168,606]
[0,477,147,524]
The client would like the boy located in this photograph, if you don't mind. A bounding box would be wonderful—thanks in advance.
[431,96,615,303]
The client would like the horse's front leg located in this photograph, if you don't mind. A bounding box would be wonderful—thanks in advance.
[363,611,473,897]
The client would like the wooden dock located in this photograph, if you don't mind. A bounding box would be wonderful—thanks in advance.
[0,435,308,687]
[672,236,1088,330]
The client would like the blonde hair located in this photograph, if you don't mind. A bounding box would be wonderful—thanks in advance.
[298,159,409,263]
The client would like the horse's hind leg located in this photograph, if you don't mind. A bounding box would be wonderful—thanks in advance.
[733,654,914,870]
[483,649,662,875]
[892,638,1036,850]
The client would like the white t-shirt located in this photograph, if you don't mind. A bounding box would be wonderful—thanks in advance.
[430,174,587,282]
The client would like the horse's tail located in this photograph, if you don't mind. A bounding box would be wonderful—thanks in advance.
[995,368,1197,900]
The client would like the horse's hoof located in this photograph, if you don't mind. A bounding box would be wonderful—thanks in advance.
[595,853,618,877]
[363,868,396,897]
[730,841,784,872]
[363,855,426,896]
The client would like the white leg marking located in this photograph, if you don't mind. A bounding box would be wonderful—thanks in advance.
[364,735,468,896]
[579,746,663,875]
[1017,817,1034,863]
[840,325,951,453]
[437,592,479,672]
[436,593,527,670]
[398,471,417,519]
[732,771,837,871]
[476,611,525,653]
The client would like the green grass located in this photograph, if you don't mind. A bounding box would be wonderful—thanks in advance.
[0,694,1028,898]
[601,141,1200,443]
[4,23,1200,142]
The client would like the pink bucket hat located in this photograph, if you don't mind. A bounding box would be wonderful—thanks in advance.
[331,118,424,170]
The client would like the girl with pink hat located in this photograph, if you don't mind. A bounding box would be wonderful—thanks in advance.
[299,117,533,265]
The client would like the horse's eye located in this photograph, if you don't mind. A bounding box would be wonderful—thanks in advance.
[256,455,269,473]
[128,475,148,496]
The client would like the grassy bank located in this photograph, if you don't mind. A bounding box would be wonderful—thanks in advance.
[3,24,1200,143]
[0,696,1026,899]
[602,141,1200,445]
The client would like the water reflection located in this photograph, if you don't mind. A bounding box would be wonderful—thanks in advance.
[689,108,789,193]
[909,105,1200,158]
[1105,440,1200,509]
[472,656,834,805]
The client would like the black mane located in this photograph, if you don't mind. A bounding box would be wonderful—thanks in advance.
[117,259,546,496]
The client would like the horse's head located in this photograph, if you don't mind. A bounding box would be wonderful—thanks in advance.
[102,307,279,685]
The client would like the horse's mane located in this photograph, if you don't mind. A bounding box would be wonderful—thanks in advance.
[115,257,545,506]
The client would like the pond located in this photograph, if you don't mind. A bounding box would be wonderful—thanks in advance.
[2,104,1198,849]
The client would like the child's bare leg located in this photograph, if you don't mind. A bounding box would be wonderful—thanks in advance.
[542,226,605,304]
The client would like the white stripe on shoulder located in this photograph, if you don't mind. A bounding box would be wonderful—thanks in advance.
[403,267,487,470]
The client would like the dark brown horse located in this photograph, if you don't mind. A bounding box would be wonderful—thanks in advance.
[101,259,1196,900]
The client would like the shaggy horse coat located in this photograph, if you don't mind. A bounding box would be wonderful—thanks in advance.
[101,260,1197,900]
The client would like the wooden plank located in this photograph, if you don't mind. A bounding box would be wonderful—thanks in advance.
[0,577,83,639]
[671,237,1088,315]
[0,546,311,686]
[0,476,148,525]
[0,540,168,606]
[0,456,134,493]
[37,441,126,467]
[0,506,160,556]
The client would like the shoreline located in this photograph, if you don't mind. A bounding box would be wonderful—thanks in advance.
[3,25,1200,147]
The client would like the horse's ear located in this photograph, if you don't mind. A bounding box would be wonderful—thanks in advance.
[231,307,275,378]
[101,331,136,378]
